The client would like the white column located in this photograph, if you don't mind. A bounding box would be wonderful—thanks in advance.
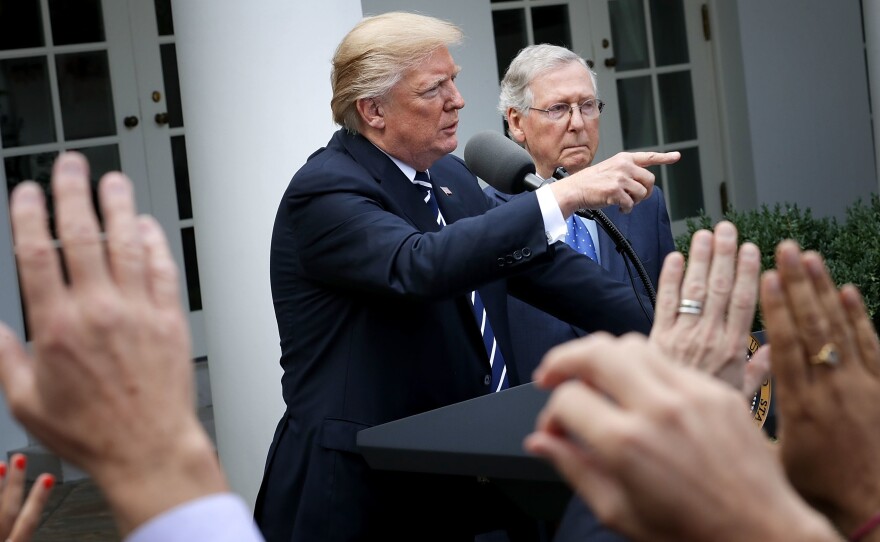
[865,0,880,188]
[171,0,363,507]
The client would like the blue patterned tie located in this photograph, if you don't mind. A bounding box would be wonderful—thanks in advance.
[565,215,598,261]
[413,171,509,391]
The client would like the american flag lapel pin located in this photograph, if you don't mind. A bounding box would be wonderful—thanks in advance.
[440,186,453,196]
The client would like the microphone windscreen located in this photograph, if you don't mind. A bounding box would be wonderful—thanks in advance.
[464,131,536,194]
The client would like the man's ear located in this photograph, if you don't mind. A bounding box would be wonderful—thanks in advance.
[357,98,385,130]
[506,108,527,145]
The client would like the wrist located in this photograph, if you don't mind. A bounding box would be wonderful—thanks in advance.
[92,420,228,536]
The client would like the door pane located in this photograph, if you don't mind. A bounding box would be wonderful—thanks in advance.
[0,0,44,51]
[154,0,175,36]
[658,71,696,143]
[48,0,105,46]
[492,9,527,79]
[609,0,649,71]
[56,51,116,140]
[181,227,202,311]
[649,0,689,66]
[160,44,184,128]
[533,5,572,48]
[666,146,703,220]
[0,57,56,148]
[171,135,192,220]
[617,75,657,148]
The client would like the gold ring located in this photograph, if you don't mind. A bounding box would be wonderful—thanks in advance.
[811,343,840,366]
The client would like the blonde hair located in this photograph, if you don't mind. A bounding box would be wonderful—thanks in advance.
[331,12,463,133]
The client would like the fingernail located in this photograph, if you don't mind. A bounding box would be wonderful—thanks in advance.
[14,455,26,470]
[43,474,55,490]
[804,256,825,278]
[0,463,6,477]
[58,153,86,175]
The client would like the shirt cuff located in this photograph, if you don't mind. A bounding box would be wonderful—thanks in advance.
[125,493,264,542]
[536,185,568,244]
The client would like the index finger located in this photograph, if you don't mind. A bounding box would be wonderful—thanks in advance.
[631,151,681,167]
[9,182,66,322]
[534,334,672,409]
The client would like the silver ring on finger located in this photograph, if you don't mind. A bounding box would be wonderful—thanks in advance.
[677,298,703,316]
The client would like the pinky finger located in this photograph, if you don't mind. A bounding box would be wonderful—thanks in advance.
[137,216,180,310]
[8,473,54,542]
[840,285,880,376]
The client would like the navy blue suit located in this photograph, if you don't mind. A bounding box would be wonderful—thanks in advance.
[486,185,674,542]
[485,186,674,378]
[255,130,653,542]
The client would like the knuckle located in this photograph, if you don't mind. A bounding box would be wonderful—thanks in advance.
[15,238,55,267]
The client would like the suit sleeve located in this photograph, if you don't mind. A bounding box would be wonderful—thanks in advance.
[281,155,551,299]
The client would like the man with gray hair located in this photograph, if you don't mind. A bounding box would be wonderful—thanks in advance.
[256,14,678,542]
[486,43,675,542]
[489,43,674,385]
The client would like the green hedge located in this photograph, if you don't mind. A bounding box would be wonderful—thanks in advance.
[675,194,880,330]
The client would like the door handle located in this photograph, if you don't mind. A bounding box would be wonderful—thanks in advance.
[155,112,169,125]
[123,116,139,128]
[604,57,617,68]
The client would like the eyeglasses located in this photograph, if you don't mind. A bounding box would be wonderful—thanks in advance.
[529,99,605,121]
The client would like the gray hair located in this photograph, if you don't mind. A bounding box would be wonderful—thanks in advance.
[498,44,598,118]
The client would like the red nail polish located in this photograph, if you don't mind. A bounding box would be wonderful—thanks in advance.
[43,475,55,490]
[14,456,26,470]
[0,463,6,477]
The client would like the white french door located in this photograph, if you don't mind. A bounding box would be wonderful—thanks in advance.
[490,0,725,233]
[0,0,206,357]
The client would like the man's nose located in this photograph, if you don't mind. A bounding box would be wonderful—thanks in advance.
[568,105,585,129]
[447,82,465,110]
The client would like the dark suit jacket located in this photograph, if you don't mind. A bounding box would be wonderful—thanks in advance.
[254,129,653,542]
[485,186,675,379]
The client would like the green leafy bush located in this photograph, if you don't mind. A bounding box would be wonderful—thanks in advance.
[675,194,880,330]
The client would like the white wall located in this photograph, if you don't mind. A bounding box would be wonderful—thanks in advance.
[360,0,503,154]
[734,0,876,218]
[171,0,363,508]
[709,0,757,211]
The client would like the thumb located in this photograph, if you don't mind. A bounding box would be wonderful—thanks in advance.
[742,344,772,398]
[0,324,35,414]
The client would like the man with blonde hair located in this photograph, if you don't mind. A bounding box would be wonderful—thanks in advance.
[256,12,678,541]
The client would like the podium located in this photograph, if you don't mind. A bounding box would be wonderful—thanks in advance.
[357,383,572,521]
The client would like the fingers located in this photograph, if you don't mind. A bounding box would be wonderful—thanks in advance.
[138,216,180,310]
[724,242,761,341]
[52,152,111,290]
[631,151,681,167]
[0,455,27,535]
[760,269,808,391]
[9,182,65,325]
[9,473,54,542]
[652,252,685,334]
[534,334,672,409]
[743,345,771,397]
[774,242,835,373]
[840,285,880,376]
[101,172,147,296]
[523,429,624,522]
[701,222,739,326]
[801,252,858,367]
[677,229,713,316]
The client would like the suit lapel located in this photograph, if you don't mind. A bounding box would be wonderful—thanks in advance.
[597,208,631,282]
[337,131,441,233]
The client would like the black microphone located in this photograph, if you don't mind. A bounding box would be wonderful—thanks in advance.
[464,131,544,193]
